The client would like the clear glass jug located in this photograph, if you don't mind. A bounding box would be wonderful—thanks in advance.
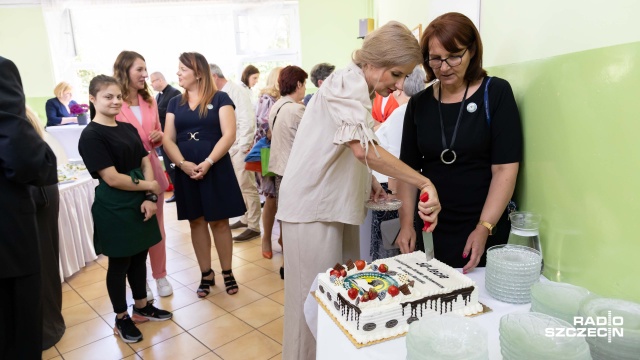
[507,211,543,271]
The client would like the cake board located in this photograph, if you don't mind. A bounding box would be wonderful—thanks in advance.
[312,292,492,348]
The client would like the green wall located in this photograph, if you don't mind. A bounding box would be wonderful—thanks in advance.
[489,42,640,302]
[298,0,372,93]
[0,6,55,120]
[372,0,640,302]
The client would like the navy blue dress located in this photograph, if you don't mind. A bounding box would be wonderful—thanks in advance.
[167,92,246,221]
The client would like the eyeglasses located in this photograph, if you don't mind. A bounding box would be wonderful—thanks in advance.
[427,48,468,69]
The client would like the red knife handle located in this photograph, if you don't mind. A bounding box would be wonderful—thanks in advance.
[419,192,432,231]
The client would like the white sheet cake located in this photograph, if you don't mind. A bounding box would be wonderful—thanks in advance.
[315,251,483,345]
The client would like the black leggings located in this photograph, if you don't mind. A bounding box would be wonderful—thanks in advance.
[107,250,148,314]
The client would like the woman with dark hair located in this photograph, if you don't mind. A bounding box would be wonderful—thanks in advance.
[162,52,245,297]
[241,64,260,89]
[266,65,308,275]
[79,75,172,344]
[112,50,173,300]
[241,65,260,107]
[398,12,522,272]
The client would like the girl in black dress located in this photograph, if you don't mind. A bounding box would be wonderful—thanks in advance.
[162,53,245,297]
[79,75,172,343]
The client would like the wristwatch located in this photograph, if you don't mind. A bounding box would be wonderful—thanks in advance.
[145,193,158,203]
[477,220,495,235]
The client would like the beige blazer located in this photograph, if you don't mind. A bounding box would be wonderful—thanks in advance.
[268,95,305,176]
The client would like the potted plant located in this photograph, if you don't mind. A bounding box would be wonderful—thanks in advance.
[70,103,90,125]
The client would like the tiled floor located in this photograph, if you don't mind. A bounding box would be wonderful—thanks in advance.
[46,194,284,360]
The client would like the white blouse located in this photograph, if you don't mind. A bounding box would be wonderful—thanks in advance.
[276,62,380,225]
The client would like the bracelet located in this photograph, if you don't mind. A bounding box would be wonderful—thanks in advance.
[205,157,214,166]
[178,159,185,168]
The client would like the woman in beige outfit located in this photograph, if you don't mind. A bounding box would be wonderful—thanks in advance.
[276,21,442,360]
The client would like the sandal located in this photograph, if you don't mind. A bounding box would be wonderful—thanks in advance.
[221,269,239,295]
[197,269,215,298]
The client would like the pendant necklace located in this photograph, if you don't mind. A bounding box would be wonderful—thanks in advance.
[438,82,470,164]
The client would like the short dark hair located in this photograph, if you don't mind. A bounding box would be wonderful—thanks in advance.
[241,65,260,87]
[421,12,487,82]
[278,66,308,96]
[309,63,335,87]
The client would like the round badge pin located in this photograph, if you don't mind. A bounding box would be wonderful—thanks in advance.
[207,104,214,110]
[467,102,477,113]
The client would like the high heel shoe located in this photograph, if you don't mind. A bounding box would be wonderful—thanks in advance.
[262,251,273,259]
[279,266,284,280]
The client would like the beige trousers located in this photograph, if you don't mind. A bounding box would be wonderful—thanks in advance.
[230,149,262,231]
[282,221,359,360]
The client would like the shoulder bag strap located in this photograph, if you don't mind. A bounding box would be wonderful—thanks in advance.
[484,76,493,125]
[271,101,293,130]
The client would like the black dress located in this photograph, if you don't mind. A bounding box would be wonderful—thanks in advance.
[400,77,523,268]
[30,185,65,349]
[79,121,161,257]
[167,92,246,221]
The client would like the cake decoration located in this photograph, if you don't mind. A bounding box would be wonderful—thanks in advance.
[314,251,484,345]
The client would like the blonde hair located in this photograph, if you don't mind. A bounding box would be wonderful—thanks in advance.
[53,82,72,99]
[25,106,44,138]
[259,67,282,99]
[352,21,422,70]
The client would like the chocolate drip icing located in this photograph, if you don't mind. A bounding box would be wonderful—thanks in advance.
[337,293,362,330]
[401,286,475,318]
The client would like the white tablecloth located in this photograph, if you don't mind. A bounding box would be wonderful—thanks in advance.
[307,268,544,360]
[46,124,87,160]
[58,173,98,279]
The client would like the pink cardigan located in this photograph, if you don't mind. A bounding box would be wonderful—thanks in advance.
[116,94,169,191]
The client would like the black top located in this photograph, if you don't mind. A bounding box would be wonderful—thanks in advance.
[400,76,522,267]
[78,121,147,179]
[156,85,182,130]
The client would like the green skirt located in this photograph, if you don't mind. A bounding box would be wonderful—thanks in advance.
[92,168,161,257]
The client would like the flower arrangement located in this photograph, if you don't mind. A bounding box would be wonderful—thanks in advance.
[69,103,89,116]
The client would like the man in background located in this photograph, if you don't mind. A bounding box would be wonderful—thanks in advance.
[303,62,335,106]
[0,56,58,360]
[210,63,262,241]
[150,71,181,203]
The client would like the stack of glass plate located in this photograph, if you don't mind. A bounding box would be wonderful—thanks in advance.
[531,282,591,324]
[485,244,542,304]
[406,314,488,360]
[578,297,640,359]
[499,312,591,360]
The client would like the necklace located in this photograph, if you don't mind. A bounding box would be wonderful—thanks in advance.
[437,82,470,164]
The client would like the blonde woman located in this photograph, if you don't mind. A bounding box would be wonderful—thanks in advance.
[276,22,441,359]
[244,67,282,259]
[45,82,78,126]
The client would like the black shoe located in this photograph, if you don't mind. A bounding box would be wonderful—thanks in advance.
[114,314,143,343]
[233,228,261,242]
[132,303,173,321]
[280,266,284,280]
[165,195,176,203]
[229,220,247,230]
